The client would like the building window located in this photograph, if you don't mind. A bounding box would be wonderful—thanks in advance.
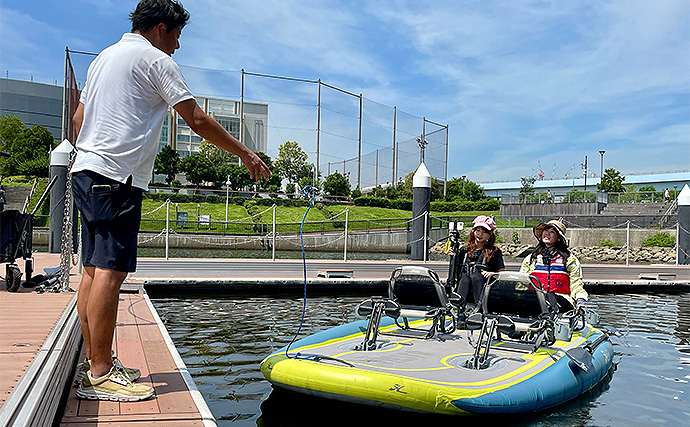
[216,116,241,140]
[254,120,264,148]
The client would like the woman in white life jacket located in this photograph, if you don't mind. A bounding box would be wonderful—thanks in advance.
[519,219,588,311]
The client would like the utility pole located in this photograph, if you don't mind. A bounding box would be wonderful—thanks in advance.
[599,150,605,190]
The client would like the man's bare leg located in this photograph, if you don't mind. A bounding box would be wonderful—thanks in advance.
[85,267,127,377]
[77,266,96,361]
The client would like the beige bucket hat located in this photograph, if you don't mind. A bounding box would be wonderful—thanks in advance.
[533,219,567,244]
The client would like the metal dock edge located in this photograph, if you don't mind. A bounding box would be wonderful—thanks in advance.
[0,293,81,427]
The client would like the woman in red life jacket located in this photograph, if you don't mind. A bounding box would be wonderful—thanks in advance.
[447,215,505,306]
[519,219,588,310]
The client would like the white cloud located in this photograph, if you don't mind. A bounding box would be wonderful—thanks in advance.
[1,0,687,182]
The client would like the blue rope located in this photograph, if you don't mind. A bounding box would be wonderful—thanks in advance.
[285,185,316,358]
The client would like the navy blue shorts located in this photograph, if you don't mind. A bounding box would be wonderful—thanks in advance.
[72,170,143,272]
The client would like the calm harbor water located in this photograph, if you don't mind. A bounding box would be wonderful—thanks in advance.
[151,291,690,426]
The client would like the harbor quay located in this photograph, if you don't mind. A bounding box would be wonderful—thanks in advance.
[0,253,215,427]
[0,253,688,426]
[30,226,681,252]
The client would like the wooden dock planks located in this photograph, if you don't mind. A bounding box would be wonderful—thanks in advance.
[60,291,207,426]
[0,278,74,408]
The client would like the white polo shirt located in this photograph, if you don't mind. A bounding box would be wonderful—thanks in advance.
[71,33,194,190]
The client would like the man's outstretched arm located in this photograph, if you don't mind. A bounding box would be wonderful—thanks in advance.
[173,99,271,182]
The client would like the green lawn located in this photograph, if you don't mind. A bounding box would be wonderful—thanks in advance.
[140,200,251,233]
[139,199,502,235]
[26,191,504,234]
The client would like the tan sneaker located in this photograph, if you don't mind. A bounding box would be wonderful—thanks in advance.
[75,354,142,385]
[112,357,142,381]
[77,366,153,402]
[74,360,87,385]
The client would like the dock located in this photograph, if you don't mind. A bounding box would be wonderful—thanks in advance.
[1,253,688,426]
[0,254,215,427]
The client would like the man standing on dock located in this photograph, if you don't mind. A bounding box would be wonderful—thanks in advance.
[71,0,270,401]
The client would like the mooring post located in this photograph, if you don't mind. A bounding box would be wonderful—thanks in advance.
[411,162,431,261]
[677,184,689,265]
[626,220,630,267]
[272,204,276,261]
[344,208,349,262]
[165,199,170,261]
[49,139,74,253]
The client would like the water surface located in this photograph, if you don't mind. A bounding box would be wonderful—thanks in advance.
[152,292,689,426]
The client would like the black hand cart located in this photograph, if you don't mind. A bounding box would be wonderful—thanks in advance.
[1,176,57,292]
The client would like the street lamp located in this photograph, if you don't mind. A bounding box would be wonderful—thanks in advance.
[462,175,467,199]
[599,150,605,187]
[582,155,588,195]
[225,175,231,228]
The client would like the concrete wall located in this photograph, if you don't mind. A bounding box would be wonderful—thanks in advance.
[499,227,676,248]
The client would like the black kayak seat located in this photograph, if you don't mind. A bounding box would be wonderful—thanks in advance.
[478,271,553,331]
[389,265,449,318]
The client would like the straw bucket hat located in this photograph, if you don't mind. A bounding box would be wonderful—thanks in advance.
[533,219,567,244]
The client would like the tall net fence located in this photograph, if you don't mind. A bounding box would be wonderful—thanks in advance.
[65,49,448,192]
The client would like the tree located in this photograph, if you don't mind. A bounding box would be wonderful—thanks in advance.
[0,115,55,177]
[198,140,234,187]
[274,141,309,186]
[597,168,625,193]
[179,153,216,189]
[519,176,536,195]
[323,172,351,197]
[255,152,282,192]
[446,176,485,201]
[154,145,180,185]
[222,163,251,191]
[195,140,261,190]
[397,171,443,201]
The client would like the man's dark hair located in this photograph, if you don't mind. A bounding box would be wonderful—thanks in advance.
[130,0,190,33]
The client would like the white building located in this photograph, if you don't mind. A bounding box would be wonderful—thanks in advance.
[0,78,63,139]
[479,171,690,198]
[1,79,269,158]
[159,96,268,157]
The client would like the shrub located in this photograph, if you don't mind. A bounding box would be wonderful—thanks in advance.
[430,201,457,212]
[474,199,500,211]
[599,239,620,247]
[642,232,675,248]
[430,198,500,212]
[391,199,412,211]
[354,196,390,208]
[286,183,296,197]
[512,231,520,244]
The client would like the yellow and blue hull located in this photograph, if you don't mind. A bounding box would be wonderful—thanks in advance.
[261,317,614,415]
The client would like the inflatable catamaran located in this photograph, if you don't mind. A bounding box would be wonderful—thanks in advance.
[261,267,615,415]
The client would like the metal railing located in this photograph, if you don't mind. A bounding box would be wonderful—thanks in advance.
[659,198,679,229]
[503,190,675,205]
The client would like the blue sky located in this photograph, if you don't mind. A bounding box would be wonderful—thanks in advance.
[1,0,688,184]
